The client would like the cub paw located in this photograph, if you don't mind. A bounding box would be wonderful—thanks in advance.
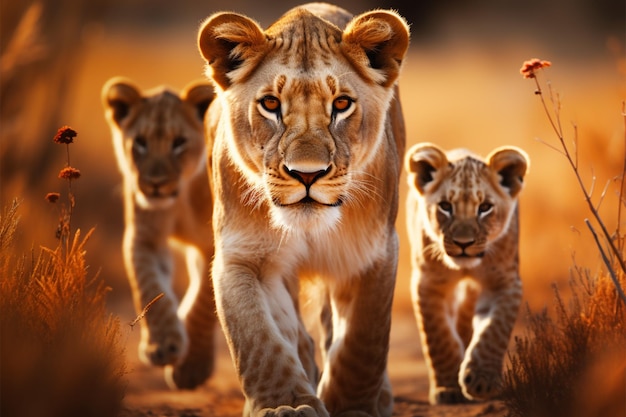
[430,386,470,405]
[164,354,214,390]
[257,404,326,417]
[138,325,188,366]
[459,366,501,400]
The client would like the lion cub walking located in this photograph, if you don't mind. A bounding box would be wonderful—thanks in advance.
[404,143,529,404]
[102,77,217,389]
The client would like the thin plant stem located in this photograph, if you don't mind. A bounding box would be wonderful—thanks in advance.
[585,219,626,304]
[534,73,626,281]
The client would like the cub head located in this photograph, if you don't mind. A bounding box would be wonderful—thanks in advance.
[102,77,214,209]
[405,143,529,269]
[198,4,409,234]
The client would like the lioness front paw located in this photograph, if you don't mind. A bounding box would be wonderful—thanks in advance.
[138,324,188,366]
[258,405,328,417]
[459,366,501,400]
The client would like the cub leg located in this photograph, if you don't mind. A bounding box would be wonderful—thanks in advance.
[459,279,522,400]
[166,246,218,389]
[318,256,396,417]
[124,227,187,367]
[213,262,326,417]
[455,280,479,349]
[412,270,466,404]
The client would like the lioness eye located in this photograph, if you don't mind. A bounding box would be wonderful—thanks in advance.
[478,202,493,214]
[332,96,353,113]
[260,96,281,113]
[438,201,453,214]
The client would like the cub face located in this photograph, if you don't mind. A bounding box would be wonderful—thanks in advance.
[405,143,529,269]
[102,78,214,209]
[198,6,409,234]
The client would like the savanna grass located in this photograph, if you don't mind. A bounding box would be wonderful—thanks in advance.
[502,60,626,417]
[0,127,126,417]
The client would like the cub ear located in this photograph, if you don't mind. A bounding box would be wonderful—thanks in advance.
[405,143,449,194]
[102,77,142,126]
[342,10,410,87]
[197,12,266,90]
[487,146,530,198]
[181,81,215,121]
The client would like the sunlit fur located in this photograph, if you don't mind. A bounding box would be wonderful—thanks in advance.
[198,3,409,416]
[102,77,218,389]
[405,142,529,404]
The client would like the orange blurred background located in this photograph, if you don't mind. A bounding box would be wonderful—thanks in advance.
[1,0,624,322]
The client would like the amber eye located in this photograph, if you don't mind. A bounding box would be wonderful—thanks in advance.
[332,96,353,113]
[478,202,493,215]
[438,201,453,214]
[260,95,281,113]
[172,136,187,152]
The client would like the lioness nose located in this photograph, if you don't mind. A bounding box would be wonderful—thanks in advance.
[284,165,330,187]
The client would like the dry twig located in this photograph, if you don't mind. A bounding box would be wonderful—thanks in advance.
[129,293,164,330]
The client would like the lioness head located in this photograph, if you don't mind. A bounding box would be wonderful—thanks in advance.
[405,143,529,269]
[102,78,214,209]
[198,4,409,234]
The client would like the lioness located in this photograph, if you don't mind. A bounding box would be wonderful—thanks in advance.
[198,2,409,416]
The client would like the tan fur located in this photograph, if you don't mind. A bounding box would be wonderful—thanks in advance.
[198,3,409,416]
[405,142,529,404]
[102,77,218,389]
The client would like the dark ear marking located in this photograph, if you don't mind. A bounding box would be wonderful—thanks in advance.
[342,10,410,87]
[102,77,142,126]
[487,146,530,198]
[182,82,215,121]
[405,143,449,194]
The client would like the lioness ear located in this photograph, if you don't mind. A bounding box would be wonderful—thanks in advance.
[182,81,215,121]
[405,143,449,194]
[198,12,266,90]
[342,10,410,87]
[102,77,142,126]
[487,146,529,198]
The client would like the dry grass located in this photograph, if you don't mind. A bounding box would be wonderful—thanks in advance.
[0,126,126,417]
[502,61,626,417]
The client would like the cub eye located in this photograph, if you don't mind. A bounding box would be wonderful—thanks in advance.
[172,136,187,152]
[478,202,493,215]
[259,95,281,113]
[332,96,353,113]
[438,201,453,214]
[133,135,147,154]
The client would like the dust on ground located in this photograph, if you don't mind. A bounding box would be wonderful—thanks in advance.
[119,313,507,417]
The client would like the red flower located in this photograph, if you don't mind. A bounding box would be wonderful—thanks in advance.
[58,166,81,180]
[53,126,77,144]
[520,58,552,79]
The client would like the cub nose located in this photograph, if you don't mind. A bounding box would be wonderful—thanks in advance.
[284,165,331,187]
[453,238,475,250]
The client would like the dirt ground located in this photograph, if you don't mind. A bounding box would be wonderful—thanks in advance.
[118,312,508,417]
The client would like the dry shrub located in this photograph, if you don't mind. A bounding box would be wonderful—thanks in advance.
[0,200,126,417]
[503,60,626,417]
[503,270,626,417]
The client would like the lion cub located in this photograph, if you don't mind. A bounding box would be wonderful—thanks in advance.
[405,143,529,404]
[102,77,216,389]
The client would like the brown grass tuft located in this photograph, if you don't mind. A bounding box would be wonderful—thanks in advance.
[2,126,126,416]
[0,199,127,417]
[503,270,626,417]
